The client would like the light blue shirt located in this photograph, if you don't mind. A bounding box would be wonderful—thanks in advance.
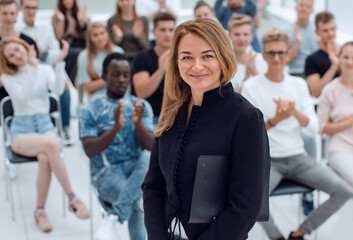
[79,93,154,178]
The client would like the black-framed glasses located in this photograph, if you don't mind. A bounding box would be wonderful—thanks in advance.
[24,6,38,11]
[264,51,288,59]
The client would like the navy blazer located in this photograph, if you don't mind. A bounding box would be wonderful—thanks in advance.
[142,83,270,240]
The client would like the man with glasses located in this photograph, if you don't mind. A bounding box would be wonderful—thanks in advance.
[16,0,74,145]
[242,28,353,240]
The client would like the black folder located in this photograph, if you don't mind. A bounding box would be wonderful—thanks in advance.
[187,155,229,223]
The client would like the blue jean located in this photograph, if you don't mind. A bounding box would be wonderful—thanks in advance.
[60,88,71,128]
[94,150,150,240]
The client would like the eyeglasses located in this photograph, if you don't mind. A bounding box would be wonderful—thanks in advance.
[24,6,38,11]
[264,51,288,59]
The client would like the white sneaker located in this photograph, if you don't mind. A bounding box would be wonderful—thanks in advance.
[62,127,74,146]
[94,214,118,240]
[9,163,18,179]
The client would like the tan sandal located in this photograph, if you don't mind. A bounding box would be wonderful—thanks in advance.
[68,197,90,219]
[34,209,52,233]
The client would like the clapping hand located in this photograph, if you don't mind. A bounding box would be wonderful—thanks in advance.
[132,99,145,125]
[112,24,124,43]
[28,45,39,66]
[57,40,69,62]
[114,101,124,131]
[132,19,144,38]
[273,98,296,122]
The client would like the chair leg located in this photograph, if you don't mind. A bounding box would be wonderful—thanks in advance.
[90,181,94,240]
[4,162,9,201]
[8,169,15,221]
[62,190,66,217]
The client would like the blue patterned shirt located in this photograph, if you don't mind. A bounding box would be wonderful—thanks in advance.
[79,93,154,178]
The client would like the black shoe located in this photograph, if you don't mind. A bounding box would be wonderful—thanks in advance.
[288,232,304,240]
[302,193,314,216]
[276,236,285,240]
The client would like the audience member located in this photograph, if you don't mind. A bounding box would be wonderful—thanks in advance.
[318,41,353,187]
[107,0,149,61]
[132,11,175,125]
[17,0,74,145]
[242,28,353,240]
[0,0,39,102]
[52,0,89,84]
[78,22,123,100]
[305,11,339,98]
[79,52,154,240]
[228,14,267,92]
[254,0,267,29]
[194,0,216,20]
[0,36,89,233]
[214,0,261,52]
[286,0,318,78]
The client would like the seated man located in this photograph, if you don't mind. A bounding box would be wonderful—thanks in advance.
[305,11,340,98]
[79,53,154,240]
[194,1,216,19]
[228,14,267,92]
[242,28,353,240]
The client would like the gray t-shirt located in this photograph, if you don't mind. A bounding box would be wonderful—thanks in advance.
[286,22,318,74]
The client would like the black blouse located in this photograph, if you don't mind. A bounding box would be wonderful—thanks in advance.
[142,83,270,240]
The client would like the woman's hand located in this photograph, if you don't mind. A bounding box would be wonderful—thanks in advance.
[112,24,124,43]
[53,9,65,23]
[77,6,89,28]
[28,45,39,66]
[133,19,144,38]
[57,40,69,62]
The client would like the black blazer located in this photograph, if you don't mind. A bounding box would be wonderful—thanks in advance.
[142,83,270,240]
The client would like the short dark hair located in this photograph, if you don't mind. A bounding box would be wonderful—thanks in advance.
[102,53,129,76]
[194,0,212,13]
[315,11,334,29]
[153,12,176,28]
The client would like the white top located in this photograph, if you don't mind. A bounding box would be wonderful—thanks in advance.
[78,46,124,96]
[242,74,318,158]
[230,49,268,91]
[16,19,61,66]
[2,63,65,116]
[318,78,353,154]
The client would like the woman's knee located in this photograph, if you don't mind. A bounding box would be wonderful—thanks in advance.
[42,134,60,153]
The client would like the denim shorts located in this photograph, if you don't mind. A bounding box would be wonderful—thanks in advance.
[10,113,55,142]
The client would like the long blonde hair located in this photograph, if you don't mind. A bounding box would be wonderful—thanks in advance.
[155,18,237,137]
[86,22,114,80]
[0,36,30,75]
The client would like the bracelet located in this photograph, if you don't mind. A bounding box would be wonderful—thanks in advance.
[268,118,276,127]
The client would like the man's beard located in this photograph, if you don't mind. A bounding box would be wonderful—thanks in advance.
[229,5,241,12]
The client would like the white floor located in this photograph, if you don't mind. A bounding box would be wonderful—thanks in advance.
[1,118,353,240]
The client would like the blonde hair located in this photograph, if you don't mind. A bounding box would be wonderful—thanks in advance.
[86,22,114,80]
[155,18,237,137]
[228,14,252,31]
[0,36,30,75]
[261,28,291,50]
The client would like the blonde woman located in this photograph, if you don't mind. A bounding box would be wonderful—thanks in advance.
[142,18,269,240]
[78,22,123,98]
[0,37,89,233]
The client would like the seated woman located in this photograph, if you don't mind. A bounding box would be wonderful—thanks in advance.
[78,22,124,100]
[0,36,89,233]
[52,0,89,84]
[318,41,353,187]
[107,0,149,61]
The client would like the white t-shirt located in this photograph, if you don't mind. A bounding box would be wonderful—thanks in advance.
[2,63,65,116]
[242,74,318,158]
